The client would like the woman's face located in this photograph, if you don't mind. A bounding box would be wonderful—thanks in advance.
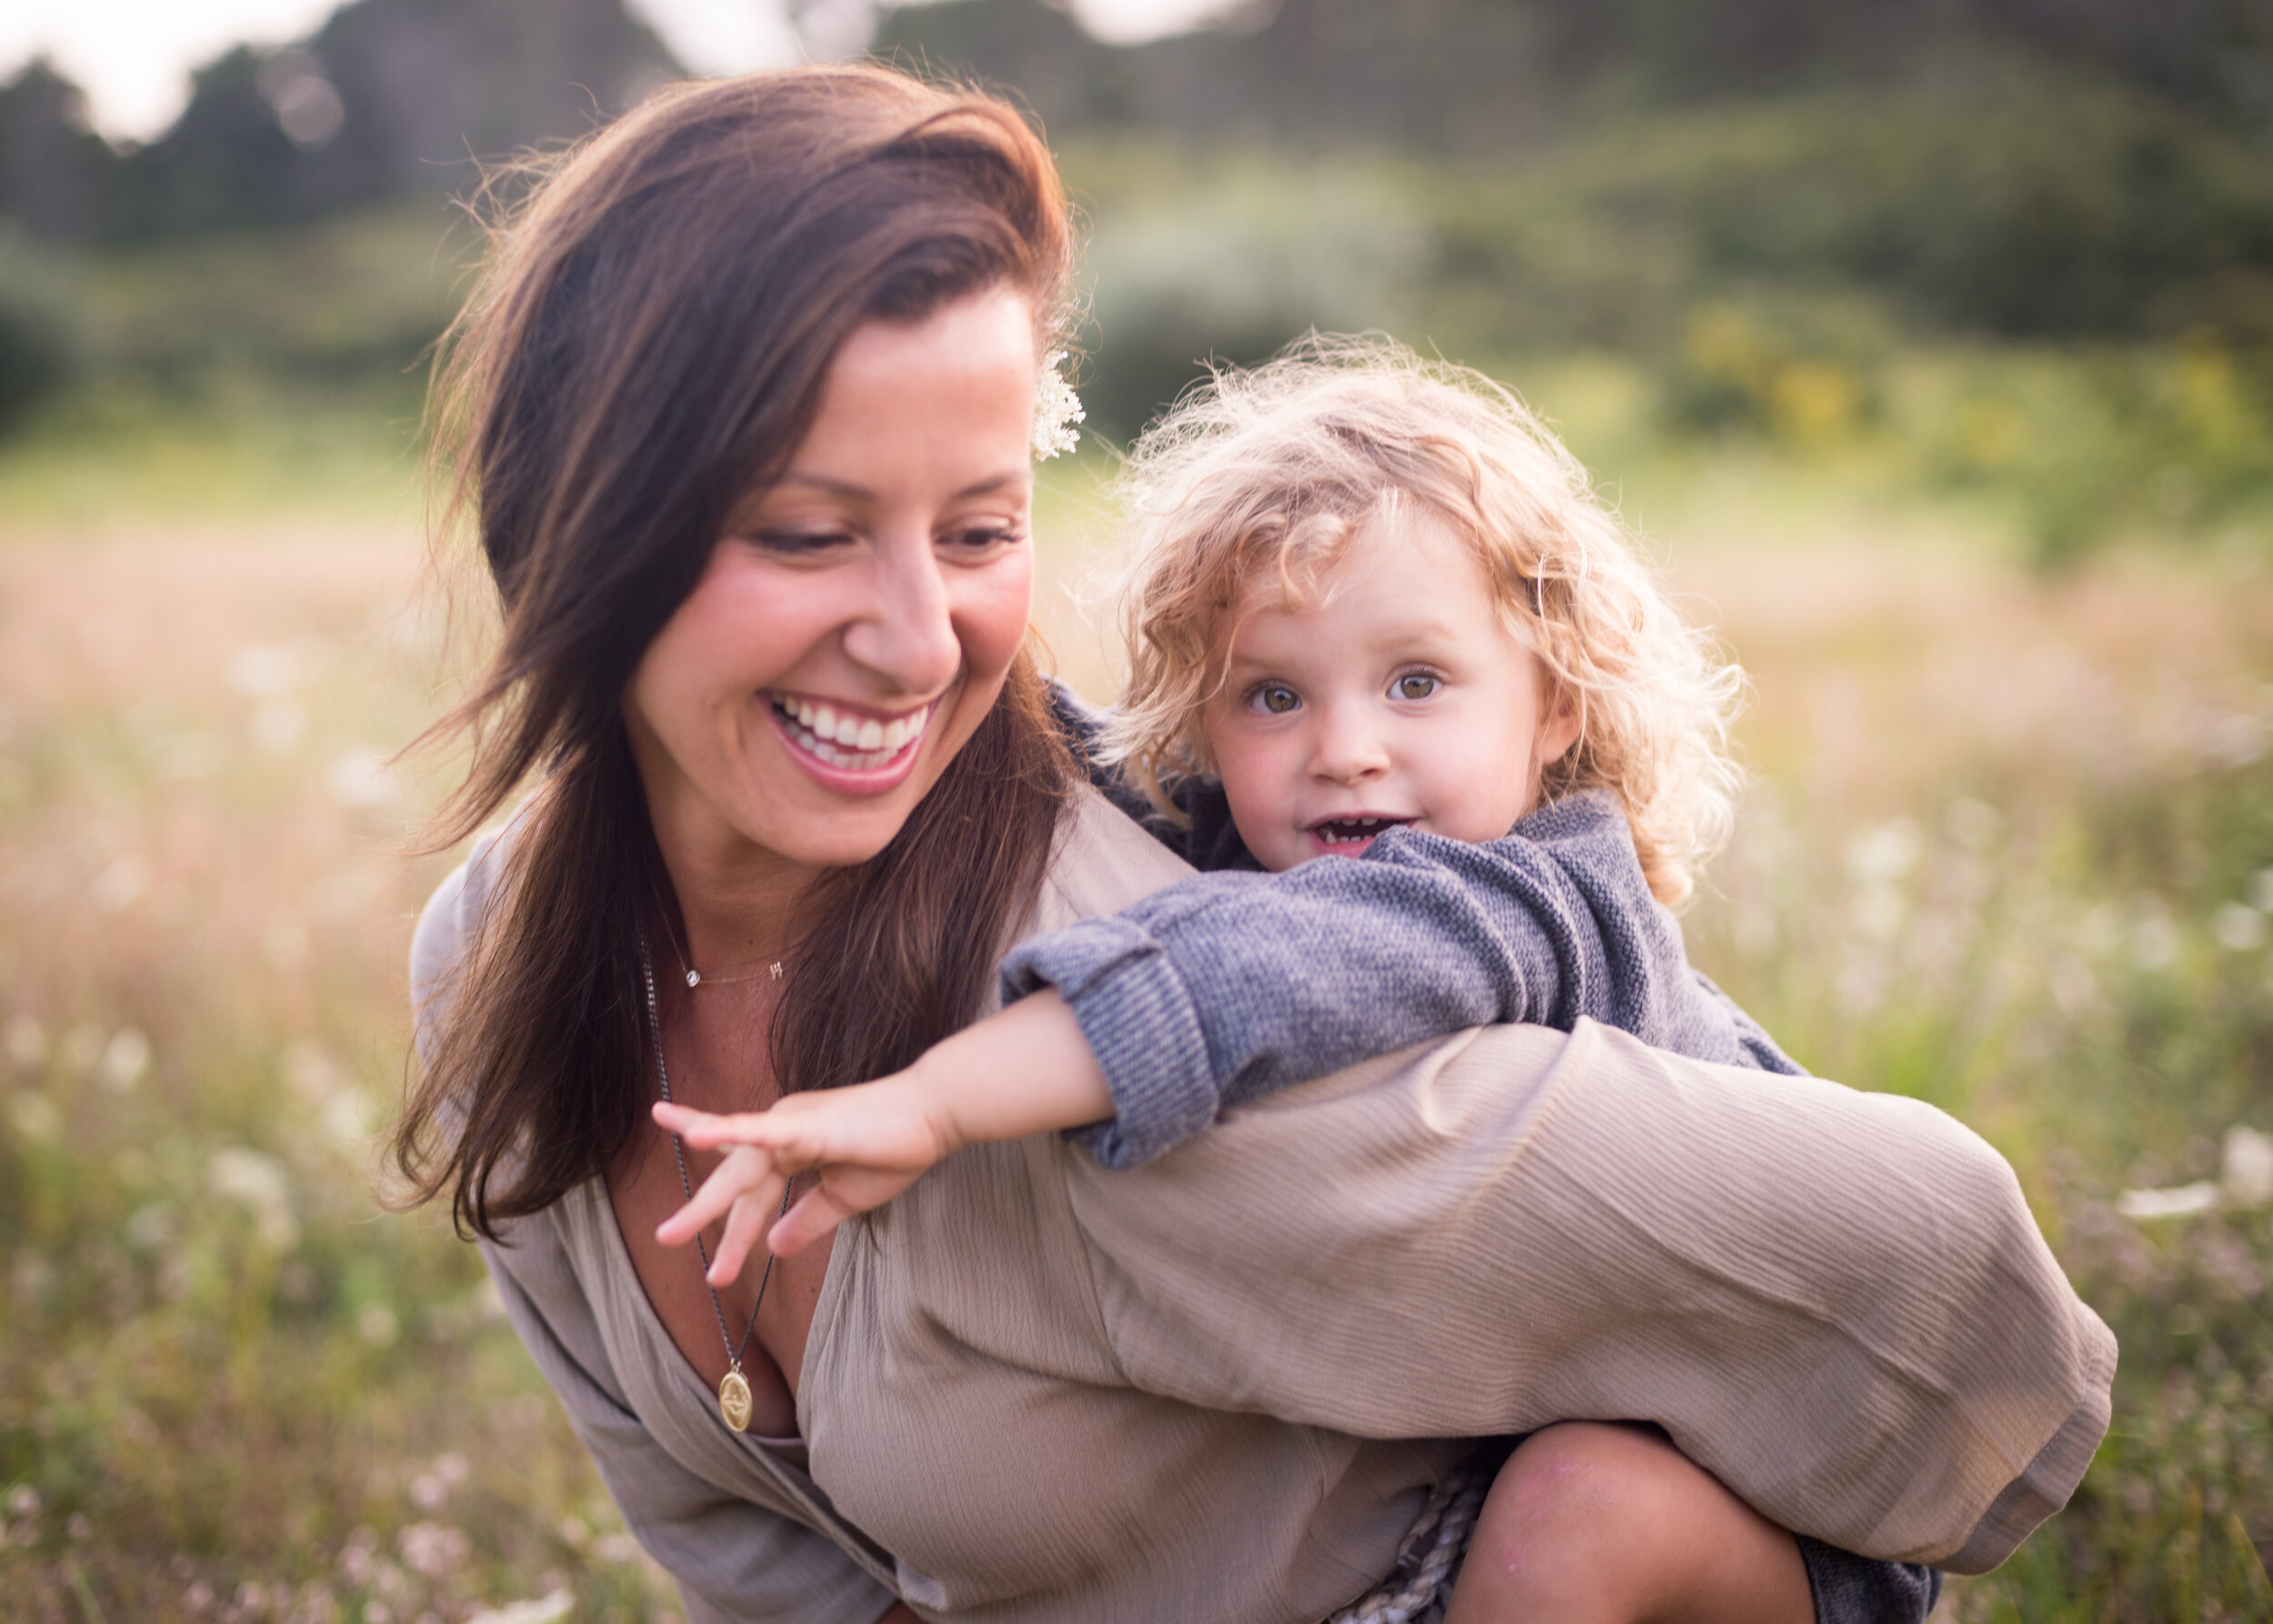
[625,285,1039,882]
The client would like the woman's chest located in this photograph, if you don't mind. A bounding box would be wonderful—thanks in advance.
[608,1117,832,1437]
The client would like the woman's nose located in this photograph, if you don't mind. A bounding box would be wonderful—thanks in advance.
[842,536,963,696]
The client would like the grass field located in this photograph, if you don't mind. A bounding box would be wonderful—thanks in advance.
[0,411,2269,1622]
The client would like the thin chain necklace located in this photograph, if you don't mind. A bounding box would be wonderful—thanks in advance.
[637,928,789,1434]
[652,891,786,990]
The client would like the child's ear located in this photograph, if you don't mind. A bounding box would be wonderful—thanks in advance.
[1536,682,1582,767]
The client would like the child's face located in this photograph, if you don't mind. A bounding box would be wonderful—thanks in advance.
[1202,508,1578,873]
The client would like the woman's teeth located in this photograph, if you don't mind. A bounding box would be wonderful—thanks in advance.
[774,697,928,768]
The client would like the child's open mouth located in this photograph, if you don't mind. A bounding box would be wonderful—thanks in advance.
[1307,815,1415,857]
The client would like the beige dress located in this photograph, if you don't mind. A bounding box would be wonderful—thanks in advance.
[411,788,2115,1624]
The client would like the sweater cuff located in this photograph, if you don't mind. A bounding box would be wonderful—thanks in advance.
[999,917,1221,1168]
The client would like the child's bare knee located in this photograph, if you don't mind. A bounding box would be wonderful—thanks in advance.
[1449,1424,1660,1620]
[1451,1422,1812,1624]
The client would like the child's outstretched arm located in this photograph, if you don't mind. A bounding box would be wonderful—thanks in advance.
[1009,788,1800,1169]
[652,989,1108,1275]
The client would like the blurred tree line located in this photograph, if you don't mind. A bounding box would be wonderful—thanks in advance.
[4,0,2273,555]
[0,0,675,436]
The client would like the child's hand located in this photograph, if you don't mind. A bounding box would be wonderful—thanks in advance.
[653,1073,951,1279]
[653,990,1112,1280]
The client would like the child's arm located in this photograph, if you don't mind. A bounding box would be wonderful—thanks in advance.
[653,989,1107,1277]
[1011,787,1799,1168]
[655,790,1787,1262]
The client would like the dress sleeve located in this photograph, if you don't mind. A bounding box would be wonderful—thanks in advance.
[480,1225,899,1624]
[1060,1018,2115,1574]
[1002,793,1778,1168]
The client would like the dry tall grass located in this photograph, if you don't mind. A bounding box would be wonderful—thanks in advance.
[2,488,2268,1621]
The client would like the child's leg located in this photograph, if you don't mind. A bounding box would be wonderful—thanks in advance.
[1444,1422,1814,1624]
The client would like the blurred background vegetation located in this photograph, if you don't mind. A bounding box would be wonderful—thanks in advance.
[1,0,2270,1620]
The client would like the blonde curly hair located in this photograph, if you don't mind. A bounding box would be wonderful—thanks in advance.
[1101,335,1746,906]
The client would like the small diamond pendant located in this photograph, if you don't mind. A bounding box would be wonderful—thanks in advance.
[685,968,701,988]
[719,1367,753,1432]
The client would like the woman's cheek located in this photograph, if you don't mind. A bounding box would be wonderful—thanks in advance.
[956,554,1035,689]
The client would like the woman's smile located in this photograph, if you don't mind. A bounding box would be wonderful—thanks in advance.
[767,692,938,786]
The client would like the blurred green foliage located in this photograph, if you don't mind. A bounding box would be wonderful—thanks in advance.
[1049,69,2273,563]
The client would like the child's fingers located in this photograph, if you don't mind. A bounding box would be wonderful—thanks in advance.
[708,1183,777,1285]
[654,1099,778,1145]
[656,1145,777,1247]
[654,1099,827,1169]
[768,1182,863,1258]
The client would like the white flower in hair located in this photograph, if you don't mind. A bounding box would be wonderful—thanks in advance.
[1033,349,1085,460]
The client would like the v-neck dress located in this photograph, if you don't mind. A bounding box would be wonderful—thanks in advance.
[411,787,2114,1624]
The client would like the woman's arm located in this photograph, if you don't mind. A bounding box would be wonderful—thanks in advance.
[1060,1018,2114,1575]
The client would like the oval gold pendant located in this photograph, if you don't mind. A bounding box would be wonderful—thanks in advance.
[718,1368,754,1433]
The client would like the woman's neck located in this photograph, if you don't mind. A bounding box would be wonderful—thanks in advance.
[649,803,824,980]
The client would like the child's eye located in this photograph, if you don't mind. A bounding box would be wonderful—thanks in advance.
[1393,673,1441,701]
[1248,683,1301,715]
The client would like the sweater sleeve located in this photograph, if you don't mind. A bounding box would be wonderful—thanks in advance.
[1060,1018,2116,1574]
[1001,790,1781,1168]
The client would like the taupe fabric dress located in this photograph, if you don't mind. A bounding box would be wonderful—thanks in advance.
[411,788,2115,1624]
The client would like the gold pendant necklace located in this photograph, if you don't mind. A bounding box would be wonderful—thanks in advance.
[639,930,790,1433]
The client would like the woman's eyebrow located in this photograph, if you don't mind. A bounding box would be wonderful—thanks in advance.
[772,469,1028,501]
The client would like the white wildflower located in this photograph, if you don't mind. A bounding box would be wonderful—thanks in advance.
[2213,901,2268,952]
[467,1591,573,1624]
[327,748,395,809]
[2223,1125,2273,1209]
[97,1028,150,1093]
[1032,349,1085,460]
[2117,1181,2220,1221]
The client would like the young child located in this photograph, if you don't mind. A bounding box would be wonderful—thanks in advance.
[656,338,1938,1623]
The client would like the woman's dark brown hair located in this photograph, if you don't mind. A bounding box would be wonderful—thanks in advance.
[393,65,1078,1240]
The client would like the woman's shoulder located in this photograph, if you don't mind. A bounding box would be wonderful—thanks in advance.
[408,821,518,1059]
[1027,785,1197,939]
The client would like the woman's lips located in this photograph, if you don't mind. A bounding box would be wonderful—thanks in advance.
[768,693,936,791]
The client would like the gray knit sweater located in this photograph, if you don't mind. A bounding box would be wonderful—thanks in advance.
[1002,781,1802,1170]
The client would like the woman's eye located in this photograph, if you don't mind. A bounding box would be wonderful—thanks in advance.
[1394,673,1441,701]
[748,528,852,556]
[941,524,1025,554]
[1250,684,1300,715]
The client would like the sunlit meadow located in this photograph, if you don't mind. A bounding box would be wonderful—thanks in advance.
[1,405,2270,1623]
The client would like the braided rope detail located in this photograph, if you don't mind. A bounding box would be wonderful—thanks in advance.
[1320,1461,1490,1624]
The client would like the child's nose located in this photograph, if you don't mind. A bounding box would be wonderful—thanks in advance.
[1307,706,1391,784]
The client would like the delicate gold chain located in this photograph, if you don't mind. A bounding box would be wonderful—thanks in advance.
[637,929,788,1429]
